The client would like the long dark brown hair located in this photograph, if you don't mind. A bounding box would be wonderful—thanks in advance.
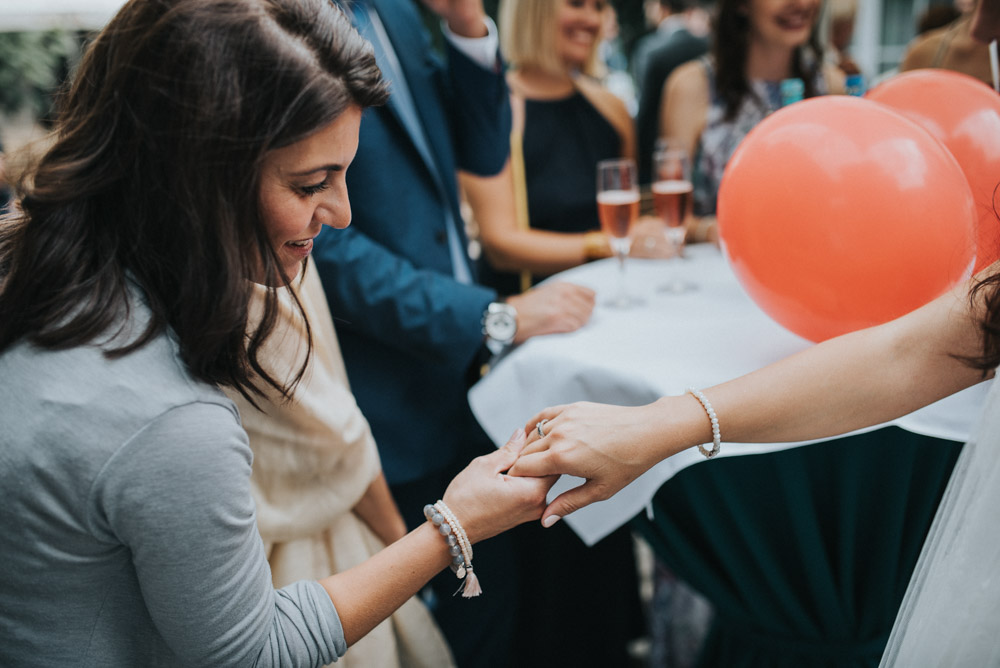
[0,0,388,402]
[712,0,825,121]
[967,188,1000,374]
[968,274,1000,373]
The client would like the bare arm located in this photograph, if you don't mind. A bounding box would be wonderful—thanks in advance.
[660,62,718,244]
[351,472,408,546]
[460,157,599,343]
[510,270,991,522]
[420,0,488,37]
[661,61,708,159]
[323,430,555,645]
[323,521,454,645]
[461,163,611,275]
[899,32,940,72]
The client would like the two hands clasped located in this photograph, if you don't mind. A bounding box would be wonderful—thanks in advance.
[446,398,679,534]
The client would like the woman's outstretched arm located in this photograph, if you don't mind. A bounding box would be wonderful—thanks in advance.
[509,268,992,525]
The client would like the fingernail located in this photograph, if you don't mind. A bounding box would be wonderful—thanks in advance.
[542,515,561,528]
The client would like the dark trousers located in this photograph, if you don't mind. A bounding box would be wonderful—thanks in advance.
[508,520,646,667]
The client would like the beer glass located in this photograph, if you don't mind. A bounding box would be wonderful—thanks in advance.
[597,158,642,308]
[652,141,695,293]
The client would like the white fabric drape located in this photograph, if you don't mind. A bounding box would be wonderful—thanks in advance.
[226,264,454,668]
[881,378,1000,666]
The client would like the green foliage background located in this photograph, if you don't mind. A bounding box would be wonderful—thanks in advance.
[0,30,81,125]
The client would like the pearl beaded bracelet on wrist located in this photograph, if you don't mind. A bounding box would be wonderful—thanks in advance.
[686,387,721,458]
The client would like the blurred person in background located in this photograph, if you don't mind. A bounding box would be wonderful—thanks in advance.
[464,0,669,299]
[660,0,844,245]
[901,0,993,87]
[598,3,638,113]
[918,3,963,35]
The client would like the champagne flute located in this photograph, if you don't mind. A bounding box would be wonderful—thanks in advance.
[652,140,696,294]
[597,158,642,308]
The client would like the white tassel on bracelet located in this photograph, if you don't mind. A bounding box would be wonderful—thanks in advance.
[686,387,721,458]
[423,500,481,597]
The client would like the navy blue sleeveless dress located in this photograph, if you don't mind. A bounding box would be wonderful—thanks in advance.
[480,90,621,296]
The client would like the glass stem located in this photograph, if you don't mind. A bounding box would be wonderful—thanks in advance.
[617,251,627,302]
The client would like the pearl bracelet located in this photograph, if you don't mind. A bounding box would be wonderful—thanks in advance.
[423,500,481,597]
[686,387,721,458]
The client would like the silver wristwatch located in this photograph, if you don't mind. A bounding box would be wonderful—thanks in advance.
[482,301,517,355]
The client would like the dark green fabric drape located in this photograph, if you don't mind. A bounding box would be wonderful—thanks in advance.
[631,427,962,667]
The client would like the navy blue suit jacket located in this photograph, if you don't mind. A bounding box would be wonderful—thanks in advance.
[313,0,511,484]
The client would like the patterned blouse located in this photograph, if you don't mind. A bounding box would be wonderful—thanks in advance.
[693,56,827,217]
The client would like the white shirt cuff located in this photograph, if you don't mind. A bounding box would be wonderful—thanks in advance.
[441,15,500,71]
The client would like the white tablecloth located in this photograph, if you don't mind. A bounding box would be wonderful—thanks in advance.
[469,244,989,545]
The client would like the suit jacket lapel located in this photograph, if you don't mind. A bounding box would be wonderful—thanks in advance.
[369,0,456,191]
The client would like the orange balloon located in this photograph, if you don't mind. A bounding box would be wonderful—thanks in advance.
[718,96,976,342]
[867,69,1000,272]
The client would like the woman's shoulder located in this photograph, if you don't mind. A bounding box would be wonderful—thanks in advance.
[666,59,710,98]
[1,309,240,458]
[574,75,634,154]
[900,28,946,71]
[574,75,630,124]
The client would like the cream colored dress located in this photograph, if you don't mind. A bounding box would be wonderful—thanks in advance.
[225,263,454,668]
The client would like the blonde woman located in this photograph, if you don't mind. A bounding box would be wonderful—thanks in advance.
[462,0,668,297]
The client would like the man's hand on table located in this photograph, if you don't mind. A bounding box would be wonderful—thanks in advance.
[507,281,595,344]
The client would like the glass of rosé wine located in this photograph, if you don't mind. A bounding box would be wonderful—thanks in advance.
[652,140,696,294]
[596,158,643,308]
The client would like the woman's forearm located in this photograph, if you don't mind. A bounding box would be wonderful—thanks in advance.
[322,433,554,646]
[352,472,408,546]
[481,227,608,274]
[460,167,610,275]
[655,277,988,460]
[320,523,450,646]
[511,274,991,521]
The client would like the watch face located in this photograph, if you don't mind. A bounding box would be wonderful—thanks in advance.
[486,313,517,342]
[487,312,517,343]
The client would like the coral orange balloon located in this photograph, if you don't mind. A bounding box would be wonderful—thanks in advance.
[867,69,1000,272]
[718,96,975,342]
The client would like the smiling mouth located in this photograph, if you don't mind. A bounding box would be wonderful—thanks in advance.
[287,240,311,247]
[776,14,811,30]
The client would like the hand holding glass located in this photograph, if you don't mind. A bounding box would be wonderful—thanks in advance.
[596,158,642,308]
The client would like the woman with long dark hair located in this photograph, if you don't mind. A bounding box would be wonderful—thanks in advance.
[0,1,553,665]
[659,0,845,243]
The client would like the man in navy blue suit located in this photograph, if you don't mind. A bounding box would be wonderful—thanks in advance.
[313,1,595,664]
